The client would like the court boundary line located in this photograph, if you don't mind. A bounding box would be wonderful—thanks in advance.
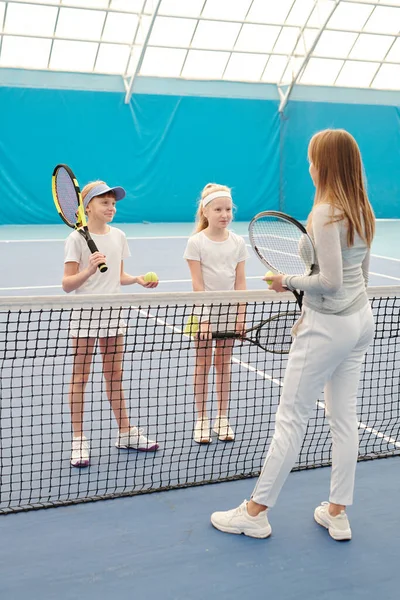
[2,269,399,293]
[0,276,265,292]
[1,235,399,265]
[0,236,190,243]
[138,306,400,451]
[369,271,400,282]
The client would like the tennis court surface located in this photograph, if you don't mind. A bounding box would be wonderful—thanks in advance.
[0,223,399,600]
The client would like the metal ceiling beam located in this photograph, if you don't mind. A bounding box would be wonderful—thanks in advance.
[278,0,342,113]
[3,0,394,13]
[124,0,162,105]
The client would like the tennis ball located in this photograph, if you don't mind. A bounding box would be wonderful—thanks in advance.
[144,271,158,283]
[265,271,274,285]
[184,315,199,336]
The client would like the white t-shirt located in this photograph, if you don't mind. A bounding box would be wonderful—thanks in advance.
[183,230,249,292]
[183,230,249,330]
[64,227,130,338]
[64,227,130,295]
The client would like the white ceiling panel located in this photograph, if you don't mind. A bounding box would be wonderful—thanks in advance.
[0,0,398,91]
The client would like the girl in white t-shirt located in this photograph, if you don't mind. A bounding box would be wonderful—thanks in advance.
[184,183,249,444]
[63,180,159,467]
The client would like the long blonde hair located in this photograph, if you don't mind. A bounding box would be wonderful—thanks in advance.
[194,183,232,233]
[308,129,375,247]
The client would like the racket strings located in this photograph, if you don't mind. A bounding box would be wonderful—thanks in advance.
[251,218,314,275]
[54,168,80,227]
[256,311,301,354]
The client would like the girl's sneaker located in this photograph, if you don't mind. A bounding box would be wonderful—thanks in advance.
[116,427,159,452]
[213,416,235,441]
[71,436,90,467]
[194,418,212,443]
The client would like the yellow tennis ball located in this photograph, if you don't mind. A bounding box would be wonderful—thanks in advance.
[265,271,274,285]
[144,271,158,283]
[184,315,199,336]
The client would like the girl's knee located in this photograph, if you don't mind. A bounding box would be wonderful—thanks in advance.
[103,365,123,382]
[71,372,89,387]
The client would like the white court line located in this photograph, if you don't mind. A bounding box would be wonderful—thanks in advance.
[372,253,400,263]
[1,268,398,292]
[246,243,298,259]
[133,307,286,389]
[315,401,400,449]
[159,276,262,284]
[246,243,400,281]
[0,284,63,291]
[0,275,265,292]
[135,306,400,450]
[1,235,400,263]
[369,271,400,282]
[245,234,400,263]
[251,234,300,243]
[0,235,189,243]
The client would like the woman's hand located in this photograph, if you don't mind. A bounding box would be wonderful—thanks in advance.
[263,273,287,293]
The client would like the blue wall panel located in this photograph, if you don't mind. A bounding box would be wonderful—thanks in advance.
[0,87,280,225]
[0,82,399,225]
[282,101,400,220]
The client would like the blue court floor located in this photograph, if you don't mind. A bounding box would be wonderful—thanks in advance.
[0,220,399,295]
[0,458,398,600]
[0,221,399,600]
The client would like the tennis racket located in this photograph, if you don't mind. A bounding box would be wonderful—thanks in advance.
[184,311,299,354]
[52,164,107,273]
[212,311,299,354]
[248,210,316,309]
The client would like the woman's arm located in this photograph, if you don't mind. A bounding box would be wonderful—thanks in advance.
[284,204,343,294]
[361,249,371,289]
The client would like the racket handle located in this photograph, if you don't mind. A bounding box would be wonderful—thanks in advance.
[212,331,240,339]
[87,239,108,273]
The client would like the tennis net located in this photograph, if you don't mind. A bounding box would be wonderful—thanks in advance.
[0,288,399,514]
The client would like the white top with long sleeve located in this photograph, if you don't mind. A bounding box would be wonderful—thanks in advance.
[284,203,370,315]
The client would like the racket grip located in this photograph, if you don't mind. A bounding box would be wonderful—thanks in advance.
[212,331,240,339]
[86,239,108,273]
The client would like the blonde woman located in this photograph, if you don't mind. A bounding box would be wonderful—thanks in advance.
[63,181,159,467]
[184,184,249,444]
[211,130,375,541]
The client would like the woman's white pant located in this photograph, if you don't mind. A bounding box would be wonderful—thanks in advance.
[252,303,374,508]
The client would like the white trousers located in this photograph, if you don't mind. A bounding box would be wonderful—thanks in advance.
[252,302,374,508]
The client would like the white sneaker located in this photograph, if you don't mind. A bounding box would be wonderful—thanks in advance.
[70,436,90,468]
[194,417,212,444]
[211,500,272,539]
[314,501,352,541]
[115,427,159,452]
[213,416,235,441]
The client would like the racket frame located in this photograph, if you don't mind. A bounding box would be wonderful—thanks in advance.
[248,210,316,308]
[52,164,107,273]
[211,311,300,355]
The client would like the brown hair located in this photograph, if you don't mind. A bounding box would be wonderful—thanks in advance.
[194,183,232,233]
[308,129,375,247]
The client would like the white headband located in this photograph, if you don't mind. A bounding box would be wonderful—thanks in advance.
[202,191,232,207]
